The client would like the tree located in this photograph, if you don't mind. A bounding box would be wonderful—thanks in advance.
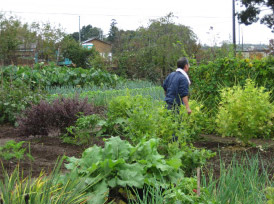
[32,22,65,62]
[70,25,103,42]
[112,13,199,81]
[237,0,274,32]
[107,19,119,43]
[60,35,98,68]
[0,13,38,65]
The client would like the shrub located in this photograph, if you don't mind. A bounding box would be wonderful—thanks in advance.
[216,79,274,143]
[61,36,98,68]
[265,187,274,204]
[104,93,154,136]
[0,80,44,124]
[190,56,274,110]
[17,96,94,136]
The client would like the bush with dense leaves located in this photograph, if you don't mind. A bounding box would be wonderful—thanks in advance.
[17,96,94,136]
[216,79,274,143]
[0,80,45,124]
[190,56,274,110]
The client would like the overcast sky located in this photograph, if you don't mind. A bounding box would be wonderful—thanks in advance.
[1,0,273,45]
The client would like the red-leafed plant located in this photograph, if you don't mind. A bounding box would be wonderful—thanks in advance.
[17,96,94,136]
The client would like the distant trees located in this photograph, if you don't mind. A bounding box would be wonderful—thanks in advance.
[110,13,199,81]
[0,13,65,65]
[71,25,103,42]
[33,22,65,62]
[107,19,119,43]
[0,14,30,65]
[237,0,274,32]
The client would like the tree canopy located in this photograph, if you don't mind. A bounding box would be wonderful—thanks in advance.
[111,13,199,81]
[61,36,98,68]
[107,19,119,43]
[0,13,65,65]
[71,25,103,42]
[237,0,274,32]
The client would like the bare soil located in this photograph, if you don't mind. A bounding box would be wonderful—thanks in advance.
[0,125,103,177]
[194,134,274,179]
[1,125,274,180]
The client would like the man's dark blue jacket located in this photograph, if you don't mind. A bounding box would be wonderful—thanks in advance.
[163,71,189,106]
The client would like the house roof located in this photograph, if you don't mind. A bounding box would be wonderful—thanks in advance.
[82,37,111,46]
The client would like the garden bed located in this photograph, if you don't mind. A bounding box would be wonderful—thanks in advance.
[1,125,274,179]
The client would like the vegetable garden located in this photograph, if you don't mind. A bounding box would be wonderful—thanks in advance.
[1,56,274,204]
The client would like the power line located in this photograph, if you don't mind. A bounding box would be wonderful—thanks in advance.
[1,10,231,19]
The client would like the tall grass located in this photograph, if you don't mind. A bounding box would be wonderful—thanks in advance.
[0,157,89,204]
[202,154,273,204]
[127,185,165,204]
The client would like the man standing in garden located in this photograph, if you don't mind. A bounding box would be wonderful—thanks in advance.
[163,57,191,115]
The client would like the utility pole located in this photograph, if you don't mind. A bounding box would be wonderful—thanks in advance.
[242,29,244,51]
[79,16,81,44]
[238,23,241,46]
[232,0,236,55]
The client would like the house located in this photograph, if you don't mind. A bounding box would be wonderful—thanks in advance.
[15,43,37,65]
[238,49,269,59]
[82,38,112,59]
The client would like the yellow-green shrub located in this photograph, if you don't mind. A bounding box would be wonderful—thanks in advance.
[216,79,274,143]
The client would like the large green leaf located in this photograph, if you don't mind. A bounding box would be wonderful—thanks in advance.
[103,137,133,160]
[87,180,109,204]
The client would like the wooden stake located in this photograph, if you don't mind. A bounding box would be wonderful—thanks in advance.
[197,167,201,196]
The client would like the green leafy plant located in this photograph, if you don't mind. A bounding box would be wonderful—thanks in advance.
[65,136,183,204]
[164,177,215,204]
[106,93,207,144]
[190,56,274,111]
[61,35,98,68]
[0,140,33,161]
[0,80,45,124]
[63,114,104,145]
[127,177,215,204]
[265,187,274,204]
[167,142,216,176]
[216,79,274,143]
[1,65,120,88]
[177,100,207,139]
